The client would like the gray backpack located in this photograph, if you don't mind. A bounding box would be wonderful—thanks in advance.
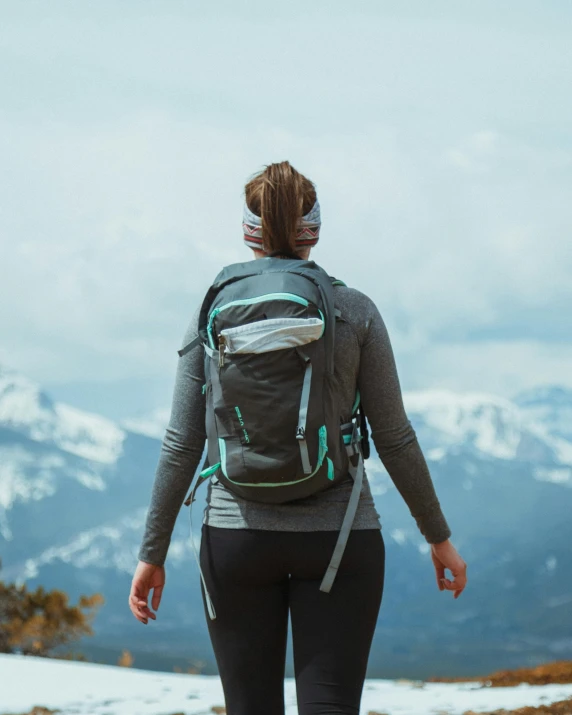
[180,256,368,619]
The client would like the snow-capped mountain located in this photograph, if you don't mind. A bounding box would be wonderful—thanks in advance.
[403,387,572,487]
[404,387,572,467]
[2,367,572,678]
[0,365,163,572]
[0,367,125,464]
[514,385,572,443]
[121,407,170,440]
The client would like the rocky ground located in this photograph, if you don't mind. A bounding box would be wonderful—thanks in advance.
[424,661,572,715]
[462,698,572,715]
[428,661,572,688]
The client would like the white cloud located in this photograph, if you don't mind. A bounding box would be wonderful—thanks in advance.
[0,5,571,397]
[402,339,572,398]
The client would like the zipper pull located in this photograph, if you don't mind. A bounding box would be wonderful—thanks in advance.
[218,334,226,367]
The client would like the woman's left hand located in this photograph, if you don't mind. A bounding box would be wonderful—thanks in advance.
[430,539,467,599]
[129,560,165,624]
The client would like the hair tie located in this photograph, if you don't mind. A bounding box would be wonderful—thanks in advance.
[242,198,321,251]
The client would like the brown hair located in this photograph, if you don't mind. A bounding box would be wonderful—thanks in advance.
[244,160,317,255]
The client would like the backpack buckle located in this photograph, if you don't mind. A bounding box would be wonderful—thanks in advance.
[349,419,359,447]
[340,419,360,457]
[296,426,306,440]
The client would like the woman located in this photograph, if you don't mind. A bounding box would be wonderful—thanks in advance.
[129,160,467,715]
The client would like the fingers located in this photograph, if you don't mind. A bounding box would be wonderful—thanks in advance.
[151,584,164,612]
[440,572,468,598]
[431,542,468,598]
[129,564,166,624]
[434,565,445,590]
[129,593,150,624]
[137,598,158,621]
[129,581,158,624]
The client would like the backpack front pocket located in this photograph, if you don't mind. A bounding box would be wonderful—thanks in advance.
[213,345,322,484]
[220,316,324,355]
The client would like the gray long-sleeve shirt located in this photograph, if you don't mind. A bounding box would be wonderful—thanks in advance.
[138,282,452,567]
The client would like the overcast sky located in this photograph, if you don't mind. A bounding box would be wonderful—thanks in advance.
[1,0,571,406]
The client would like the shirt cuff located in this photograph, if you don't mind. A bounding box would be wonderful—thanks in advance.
[416,507,452,544]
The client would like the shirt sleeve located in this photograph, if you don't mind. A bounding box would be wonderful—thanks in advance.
[357,297,452,544]
[137,306,207,566]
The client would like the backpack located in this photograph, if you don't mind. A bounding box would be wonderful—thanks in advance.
[179,256,369,620]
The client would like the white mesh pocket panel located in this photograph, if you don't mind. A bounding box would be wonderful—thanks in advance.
[220,317,324,354]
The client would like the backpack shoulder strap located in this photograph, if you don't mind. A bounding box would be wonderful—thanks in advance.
[329,275,347,320]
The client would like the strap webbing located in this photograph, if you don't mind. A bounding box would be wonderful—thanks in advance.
[296,351,313,474]
[186,475,216,620]
[178,338,217,359]
[319,437,365,593]
[177,335,201,357]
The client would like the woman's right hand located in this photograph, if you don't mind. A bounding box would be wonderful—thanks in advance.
[430,539,467,599]
[129,560,165,624]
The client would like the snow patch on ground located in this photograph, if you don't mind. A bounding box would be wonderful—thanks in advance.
[2,653,572,715]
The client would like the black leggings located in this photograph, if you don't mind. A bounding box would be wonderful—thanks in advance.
[199,524,385,715]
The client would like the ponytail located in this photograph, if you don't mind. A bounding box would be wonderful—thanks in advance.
[244,161,316,255]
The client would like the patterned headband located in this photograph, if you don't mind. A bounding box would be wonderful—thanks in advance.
[242,197,321,251]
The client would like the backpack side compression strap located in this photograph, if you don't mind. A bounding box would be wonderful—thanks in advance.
[319,421,365,593]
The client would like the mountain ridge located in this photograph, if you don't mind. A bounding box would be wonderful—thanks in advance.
[2,366,572,676]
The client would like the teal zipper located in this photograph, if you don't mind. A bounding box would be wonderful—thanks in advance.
[207,292,310,349]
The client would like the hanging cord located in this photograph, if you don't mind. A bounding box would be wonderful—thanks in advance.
[185,476,216,619]
[357,402,370,459]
